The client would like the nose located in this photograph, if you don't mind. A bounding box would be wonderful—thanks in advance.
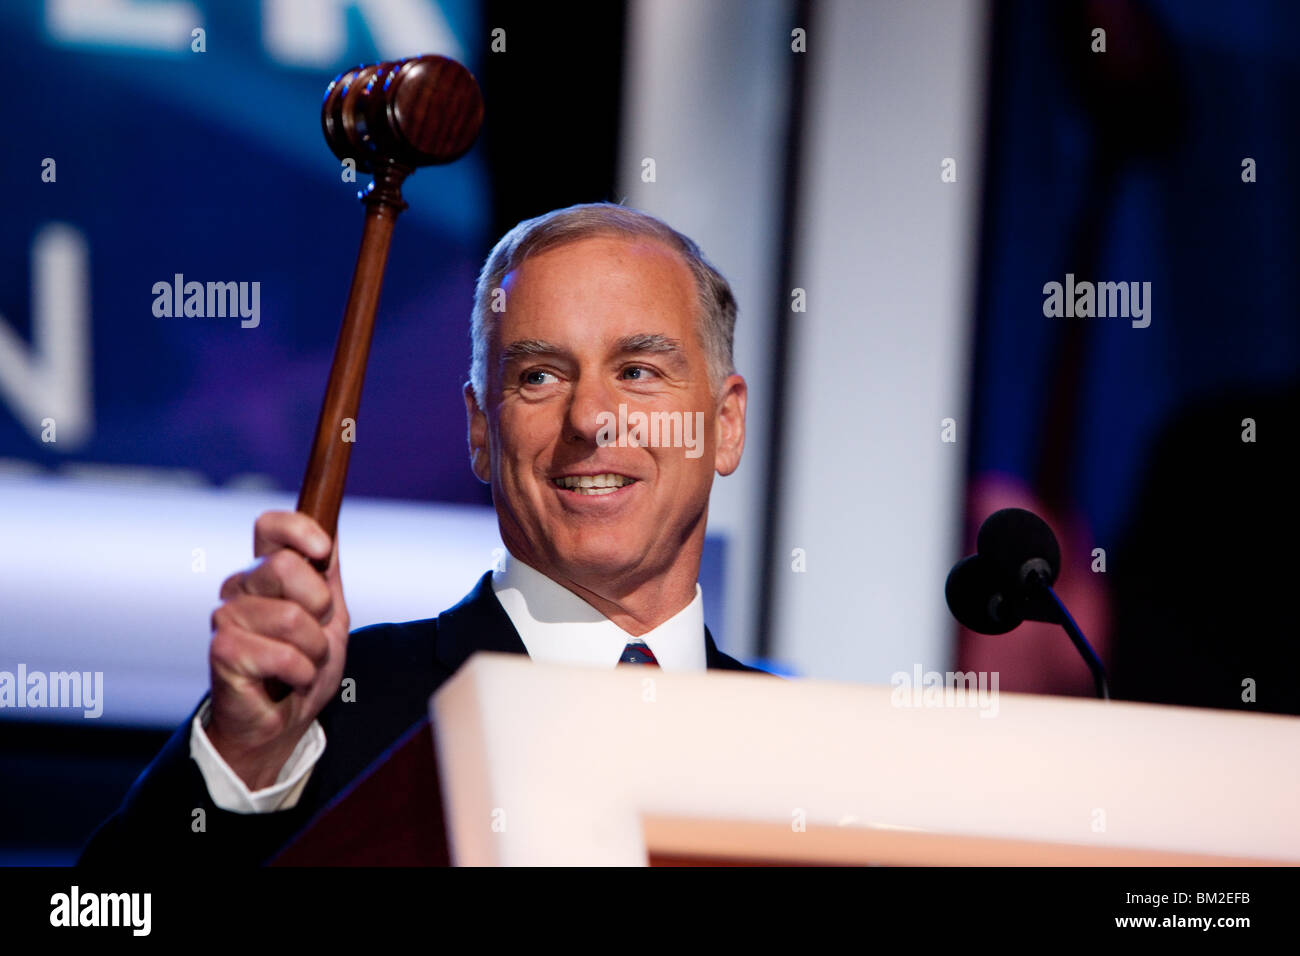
[562,369,616,446]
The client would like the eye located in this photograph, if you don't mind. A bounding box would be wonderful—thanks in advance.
[620,365,658,381]
[522,369,557,386]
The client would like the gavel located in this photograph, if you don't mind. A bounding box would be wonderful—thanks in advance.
[298,54,484,557]
[263,56,481,703]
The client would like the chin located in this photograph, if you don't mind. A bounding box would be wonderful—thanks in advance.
[550,540,643,581]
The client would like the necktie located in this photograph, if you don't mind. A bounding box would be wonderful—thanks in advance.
[618,640,660,666]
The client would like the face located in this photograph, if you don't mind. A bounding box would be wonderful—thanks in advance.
[465,235,746,597]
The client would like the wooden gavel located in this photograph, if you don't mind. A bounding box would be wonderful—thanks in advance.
[297,55,484,555]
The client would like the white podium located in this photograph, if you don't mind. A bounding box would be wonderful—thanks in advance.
[430,653,1300,866]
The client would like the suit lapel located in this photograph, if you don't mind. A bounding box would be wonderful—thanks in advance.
[433,571,529,673]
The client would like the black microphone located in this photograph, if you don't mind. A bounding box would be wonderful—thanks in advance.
[976,507,1060,595]
[946,508,1110,700]
[944,554,1021,635]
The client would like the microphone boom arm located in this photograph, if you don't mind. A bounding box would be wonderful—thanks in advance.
[1023,571,1110,700]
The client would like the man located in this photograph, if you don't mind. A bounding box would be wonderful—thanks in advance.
[80,202,766,865]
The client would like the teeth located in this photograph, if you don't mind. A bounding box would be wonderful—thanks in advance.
[553,474,635,494]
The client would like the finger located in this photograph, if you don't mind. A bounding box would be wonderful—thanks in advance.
[237,550,334,624]
[210,618,318,691]
[321,539,346,605]
[214,596,330,665]
[253,511,332,564]
[302,537,347,629]
[218,570,248,603]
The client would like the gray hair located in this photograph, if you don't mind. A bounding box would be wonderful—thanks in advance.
[470,202,737,403]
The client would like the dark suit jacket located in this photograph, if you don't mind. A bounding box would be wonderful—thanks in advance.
[79,571,766,866]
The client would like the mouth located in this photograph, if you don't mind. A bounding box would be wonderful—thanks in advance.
[551,473,639,496]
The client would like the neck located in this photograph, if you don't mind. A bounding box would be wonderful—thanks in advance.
[503,538,705,637]
[547,561,700,637]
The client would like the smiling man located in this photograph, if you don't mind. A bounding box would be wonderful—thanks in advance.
[80,203,765,866]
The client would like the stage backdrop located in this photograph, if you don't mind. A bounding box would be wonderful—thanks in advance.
[0,0,740,735]
[0,0,490,502]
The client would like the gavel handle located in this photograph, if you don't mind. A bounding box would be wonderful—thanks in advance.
[266,167,408,703]
[296,163,411,564]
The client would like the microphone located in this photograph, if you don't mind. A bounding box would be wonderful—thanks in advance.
[944,555,1021,635]
[946,508,1110,699]
[976,507,1060,596]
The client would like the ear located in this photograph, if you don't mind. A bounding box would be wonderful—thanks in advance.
[713,373,747,477]
[464,382,491,484]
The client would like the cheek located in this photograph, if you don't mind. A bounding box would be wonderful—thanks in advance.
[497,413,552,478]
[652,451,710,494]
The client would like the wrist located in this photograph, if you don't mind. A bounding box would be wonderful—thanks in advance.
[206,724,302,792]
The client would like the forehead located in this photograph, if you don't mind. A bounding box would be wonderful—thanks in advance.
[499,235,698,337]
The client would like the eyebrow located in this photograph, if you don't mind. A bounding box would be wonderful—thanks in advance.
[500,339,567,364]
[612,333,685,357]
[499,333,686,364]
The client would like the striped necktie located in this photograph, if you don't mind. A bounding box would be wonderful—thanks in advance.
[618,640,660,666]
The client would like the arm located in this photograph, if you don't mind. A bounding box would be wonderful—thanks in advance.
[78,700,319,866]
[80,511,350,865]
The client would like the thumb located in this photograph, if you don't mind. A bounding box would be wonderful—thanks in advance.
[322,540,347,622]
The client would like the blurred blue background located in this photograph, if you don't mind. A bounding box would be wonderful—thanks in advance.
[0,0,490,501]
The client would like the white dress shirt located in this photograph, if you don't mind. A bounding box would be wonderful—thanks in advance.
[189,554,708,813]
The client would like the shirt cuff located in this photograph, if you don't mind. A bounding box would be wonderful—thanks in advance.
[188,699,325,814]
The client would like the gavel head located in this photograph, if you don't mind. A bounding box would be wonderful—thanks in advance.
[322,54,484,173]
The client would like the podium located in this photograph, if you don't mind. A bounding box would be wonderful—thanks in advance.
[275,653,1300,866]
